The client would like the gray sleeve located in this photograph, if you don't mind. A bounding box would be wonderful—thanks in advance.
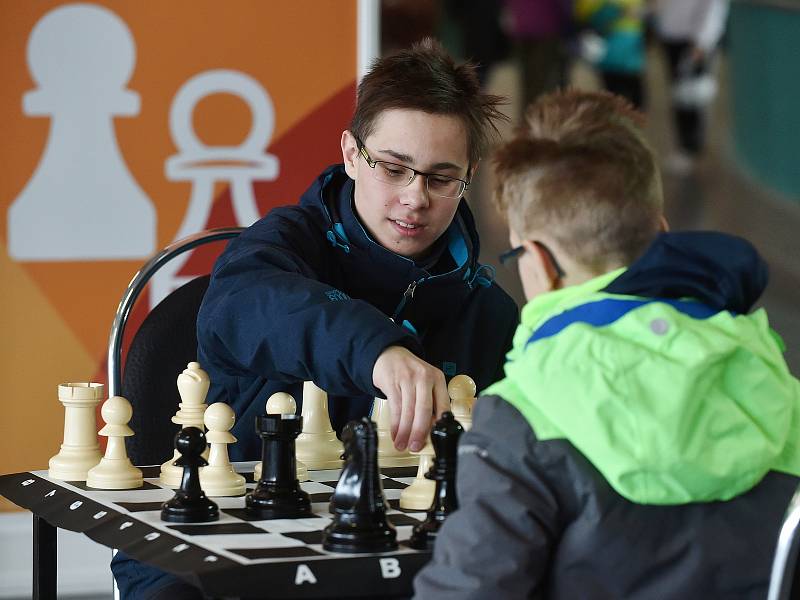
[413,395,561,600]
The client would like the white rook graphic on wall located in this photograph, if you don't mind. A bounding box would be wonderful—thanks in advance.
[151,69,279,307]
[7,3,155,261]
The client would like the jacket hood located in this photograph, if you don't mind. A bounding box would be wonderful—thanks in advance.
[298,165,494,330]
[487,231,800,505]
[604,231,768,313]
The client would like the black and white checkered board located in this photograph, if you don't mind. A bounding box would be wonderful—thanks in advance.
[0,464,432,599]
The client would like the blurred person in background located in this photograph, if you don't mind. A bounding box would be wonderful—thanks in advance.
[445,0,510,86]
[574,0,646,109]
[651,0,729,174]
[503,0,573,108]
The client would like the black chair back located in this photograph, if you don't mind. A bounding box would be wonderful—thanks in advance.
[121,274,211,466]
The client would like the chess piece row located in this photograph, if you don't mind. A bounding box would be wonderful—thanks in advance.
[46,362,241,493]
[47,381,144,489]
[160,408,465,559]
[47,360,476,506]
[161,409,310,524]
[46,361,470,551]
[154,367,476,503]
[162,400,314,523]
[156,369,343,489]
[162,375,475,525]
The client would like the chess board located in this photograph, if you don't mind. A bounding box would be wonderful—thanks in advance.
[0,464,432,599]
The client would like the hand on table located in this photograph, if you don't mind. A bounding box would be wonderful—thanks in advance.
[372,345,450,453]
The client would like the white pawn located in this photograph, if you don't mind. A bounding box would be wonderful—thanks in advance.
[160,362,210,487]
[374,397,419,467]
[254,392,309,482]
[87,396,143,489]
[200,403,246,497]
[399,439,436,510]
[449,374,477,431]
[295,381,343,470]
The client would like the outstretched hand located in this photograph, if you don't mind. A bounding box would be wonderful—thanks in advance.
[372,345,450,453]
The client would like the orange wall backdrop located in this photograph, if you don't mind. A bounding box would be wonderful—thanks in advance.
[0,0,360,493]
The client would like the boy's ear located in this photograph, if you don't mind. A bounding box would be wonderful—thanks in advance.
[659,215,670,232]
[341,130,359,180]
[467,160,480,183]
[522,239,561,292]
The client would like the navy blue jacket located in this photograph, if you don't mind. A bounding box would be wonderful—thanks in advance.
[197,165,518,460]
[113,166,517,599]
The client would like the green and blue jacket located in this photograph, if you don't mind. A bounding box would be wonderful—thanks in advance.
[415,231,800,599]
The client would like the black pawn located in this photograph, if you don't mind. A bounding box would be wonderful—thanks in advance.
[246,413,311,519]
[322,417,397,553]
[409,411,463,549]
[161,427,219,523]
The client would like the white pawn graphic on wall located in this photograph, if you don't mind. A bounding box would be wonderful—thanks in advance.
[7,3,155,261]
[151,69,279,306]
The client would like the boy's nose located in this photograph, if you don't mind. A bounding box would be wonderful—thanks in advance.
[399,176,429,209]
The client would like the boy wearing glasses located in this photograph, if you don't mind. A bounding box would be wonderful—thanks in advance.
[113,38,518,600]
[195,38,517,460]
[414,89,800,598]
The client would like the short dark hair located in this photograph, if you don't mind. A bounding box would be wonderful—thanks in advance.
[493,89,663,273]
[350,38,508,167]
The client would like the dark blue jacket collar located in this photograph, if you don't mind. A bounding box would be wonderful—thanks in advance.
[300,164,491,327]
[603,231,768,313]
[302,164,485,278]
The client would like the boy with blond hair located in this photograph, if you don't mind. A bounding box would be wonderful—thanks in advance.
[414,89,800,599]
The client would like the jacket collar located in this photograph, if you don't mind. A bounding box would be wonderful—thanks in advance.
[603,231,768,313]
[301,165,490,328]
[513,231,768,359]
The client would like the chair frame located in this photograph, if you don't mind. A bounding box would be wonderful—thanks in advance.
[768,484,800,600]
[106,227,244,397]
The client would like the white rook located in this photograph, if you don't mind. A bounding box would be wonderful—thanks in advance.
[48,382,104,481]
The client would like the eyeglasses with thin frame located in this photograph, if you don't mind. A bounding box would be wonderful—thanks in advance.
[498,241,567,280]
[356,140,469,199]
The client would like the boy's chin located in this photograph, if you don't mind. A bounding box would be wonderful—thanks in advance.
[381,234,430,260]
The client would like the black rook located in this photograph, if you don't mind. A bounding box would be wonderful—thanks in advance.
[246,413,311,519]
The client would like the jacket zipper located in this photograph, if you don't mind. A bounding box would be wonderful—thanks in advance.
[392,279,422,321]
